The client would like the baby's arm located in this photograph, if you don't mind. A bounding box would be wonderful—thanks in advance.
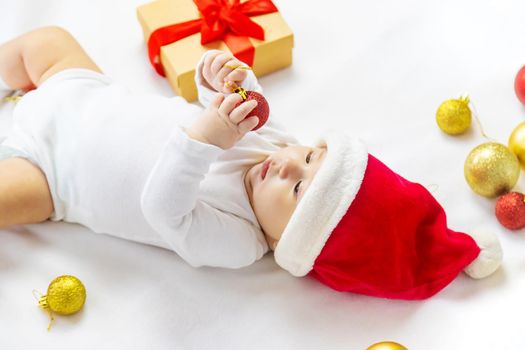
[140,51,271,268]
[140,127,267,268]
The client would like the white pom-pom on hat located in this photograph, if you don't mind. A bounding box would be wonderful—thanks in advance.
[463,229,503,279]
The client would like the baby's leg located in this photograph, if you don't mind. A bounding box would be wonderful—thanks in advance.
[0,26,97,228]
[0,158,53,228]
[0,26,101,90]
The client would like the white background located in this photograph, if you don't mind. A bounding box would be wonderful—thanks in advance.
[1,0,525,349]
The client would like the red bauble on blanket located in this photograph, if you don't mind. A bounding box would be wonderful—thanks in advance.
[230,84,269,130]
[495,192,525,230]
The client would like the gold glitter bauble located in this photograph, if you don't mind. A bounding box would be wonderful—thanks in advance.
[367,341,408,350]
[509,121,525,168]
[436,96,472,135]
[464,142,520,197]
[40,275,86,315]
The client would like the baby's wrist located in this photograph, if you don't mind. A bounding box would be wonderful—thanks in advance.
[183,126,212,146]
[184,125,228,150]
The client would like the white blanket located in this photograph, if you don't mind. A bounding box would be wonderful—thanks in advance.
[1,0,525,349]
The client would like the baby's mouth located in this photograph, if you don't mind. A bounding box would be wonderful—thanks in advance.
[261,159,271,180]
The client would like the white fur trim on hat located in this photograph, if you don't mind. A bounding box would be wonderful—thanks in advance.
[463,229,503,279]
[274,130,368,277]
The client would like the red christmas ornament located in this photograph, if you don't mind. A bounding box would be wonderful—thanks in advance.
[230,83,269,130]
[514,65,525,105]
[495,192,525,230]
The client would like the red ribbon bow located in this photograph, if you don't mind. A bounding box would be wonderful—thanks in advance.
[147,0,278,76]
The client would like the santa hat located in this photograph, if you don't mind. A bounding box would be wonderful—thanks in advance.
[274,131,503,300]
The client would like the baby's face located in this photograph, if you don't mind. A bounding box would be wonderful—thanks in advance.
[243,145,327,250]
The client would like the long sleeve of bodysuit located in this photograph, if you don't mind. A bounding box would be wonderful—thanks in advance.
[140,126,267,268]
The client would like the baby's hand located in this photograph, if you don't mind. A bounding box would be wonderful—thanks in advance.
[185,93,259,150]
[202,51,249,94]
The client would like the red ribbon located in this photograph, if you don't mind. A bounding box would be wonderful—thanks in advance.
[147,0,278,76]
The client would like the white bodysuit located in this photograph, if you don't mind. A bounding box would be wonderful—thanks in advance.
[1,52,299,268]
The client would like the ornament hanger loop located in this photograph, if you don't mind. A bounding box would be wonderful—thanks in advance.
[224,64,252,71]
[465,95,494,141]
[33,289,54,331]
[225,81,247,100]
[32,289,43,302]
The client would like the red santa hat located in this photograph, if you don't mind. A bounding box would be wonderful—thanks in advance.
[274,131,503,300]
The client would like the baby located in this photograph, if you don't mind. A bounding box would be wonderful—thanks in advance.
[0,27,503,300]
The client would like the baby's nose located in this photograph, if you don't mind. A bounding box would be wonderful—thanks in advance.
[278,159,300,179]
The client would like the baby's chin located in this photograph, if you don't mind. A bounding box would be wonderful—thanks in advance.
[244,161,260,206]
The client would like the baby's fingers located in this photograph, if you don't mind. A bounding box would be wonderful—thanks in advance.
[229,100,257,124]
[238,116,259,133]
[203,51,223,81]
[210,93,225,109]
[218,93,243,116]
[211,53,233,76]
[224,69,248,87]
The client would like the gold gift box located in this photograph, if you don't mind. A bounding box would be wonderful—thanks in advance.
[137,0,294,102]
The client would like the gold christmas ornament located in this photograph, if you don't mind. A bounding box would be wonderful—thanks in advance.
[34,275,86,330]
[366,341,408,350]
[509,121,525,168]
[436,96,472,135]
[464,142,520,197]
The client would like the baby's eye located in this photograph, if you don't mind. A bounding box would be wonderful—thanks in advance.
[294,181,302,196]
[306,152,312,164]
